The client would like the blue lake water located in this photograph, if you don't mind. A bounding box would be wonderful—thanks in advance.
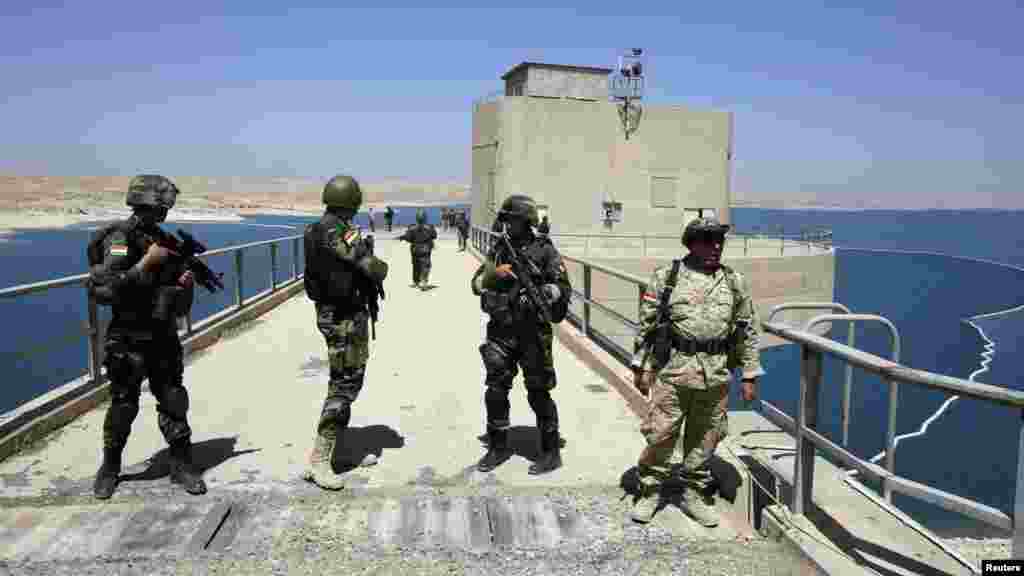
[1,205,1021,538]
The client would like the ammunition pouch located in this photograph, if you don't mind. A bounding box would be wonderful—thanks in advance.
[670,333,732,355]
[481,290,513,321]
[87,267,120,306]
[356,255,389,284]
[152,285,191,321]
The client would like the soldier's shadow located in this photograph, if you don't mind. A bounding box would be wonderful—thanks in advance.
[476,425,567,464]
[119,436,261,483]
[332,425,405,473]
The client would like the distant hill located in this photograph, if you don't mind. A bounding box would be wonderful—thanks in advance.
[0,175,471,213]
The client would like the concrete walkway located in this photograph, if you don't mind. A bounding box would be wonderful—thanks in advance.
[0,233,650,497]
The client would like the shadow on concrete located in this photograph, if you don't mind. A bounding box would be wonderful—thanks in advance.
[333,425,405,473]
[616,454,743,500]
[476,426,568,464]
[120,436,261,483]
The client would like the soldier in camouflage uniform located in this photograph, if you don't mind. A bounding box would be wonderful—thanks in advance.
[88,175,206,499]
[629,217,764,526]
[471,195,573,475]
[302,175,389,490]
[396,209,437,290]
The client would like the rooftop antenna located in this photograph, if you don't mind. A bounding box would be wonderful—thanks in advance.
[609,48,645,140]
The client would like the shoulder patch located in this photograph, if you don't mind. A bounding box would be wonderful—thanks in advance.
[342,226,361,245]
[109,245,128,257]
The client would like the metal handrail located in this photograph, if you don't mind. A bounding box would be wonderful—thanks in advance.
[472,222,1024,558]
[0,233,305,395]
[540,228,833,258]
[762,320,1024,558]
[765,303,856,448]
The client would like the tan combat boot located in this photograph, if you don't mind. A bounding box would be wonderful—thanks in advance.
[680,488,719,527]
[303,434,345,491]
[630,485,661,524]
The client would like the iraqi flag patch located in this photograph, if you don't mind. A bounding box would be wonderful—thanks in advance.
[642,291,659,303]
[343,227,361,245]
[109,244,128,257]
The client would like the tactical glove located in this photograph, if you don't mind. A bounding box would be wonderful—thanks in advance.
[541,284,561,304]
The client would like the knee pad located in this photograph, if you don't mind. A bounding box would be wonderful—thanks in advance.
[162,386,190,420]
[106,350,146,384]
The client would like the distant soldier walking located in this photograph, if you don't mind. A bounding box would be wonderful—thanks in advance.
[87,175,208,499]
[629,217,764,526]
[302,175,389,490]
[384,206,395,232]
[396,208,437,290]
[455,210,469,251]
[537,214,551,237]
[367,207,376,233]
[471,195,572,475]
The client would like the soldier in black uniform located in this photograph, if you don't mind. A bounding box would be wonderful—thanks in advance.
[88,175,206,499]
[302,175,389,490]
[455,210,469,251]
[471,195,573,475]
[396,208,437,290]
[384,206,394,232]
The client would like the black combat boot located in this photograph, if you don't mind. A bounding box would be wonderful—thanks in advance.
[477,429,513,472]
[169,439,207,495]
[93,447,123,500]
[528,429,562,475]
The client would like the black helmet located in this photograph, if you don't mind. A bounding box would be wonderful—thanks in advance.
[125,175,178,209]
[682,216,730,247]
[497,195,539,227]
[322,175,362,210]
[416,208,426,224]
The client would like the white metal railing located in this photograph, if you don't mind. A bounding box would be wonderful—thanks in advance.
[762,318,1024,558]
[541,229,833,259]
[0,234,304,394]
[471,223,1024,558]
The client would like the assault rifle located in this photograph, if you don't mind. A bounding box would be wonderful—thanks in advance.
[499,230,553,325]
[644,259,681,367]
[150,228,225,294]
[360,235,386,340]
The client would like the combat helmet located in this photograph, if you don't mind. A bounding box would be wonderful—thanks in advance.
[125,175,178,209]
[682,216,730,247]
[322,175,362,210]
[416,208,426,224]
[497,195,540,227]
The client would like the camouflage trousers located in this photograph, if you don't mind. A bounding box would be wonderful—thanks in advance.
[315,305,370,441]
[638,379,729,492]
[101,334,191,450]
[411,253,432,285]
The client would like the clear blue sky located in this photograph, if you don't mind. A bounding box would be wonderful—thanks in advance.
[1,1,1021,208]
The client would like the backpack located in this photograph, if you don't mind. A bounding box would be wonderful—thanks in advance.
[303,222,322,302]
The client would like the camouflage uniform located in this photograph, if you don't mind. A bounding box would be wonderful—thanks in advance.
[302,175,388,490]
[471,195,572,475]
[88,175,206,499]
[397,210,437,290]
[630,218,764,525]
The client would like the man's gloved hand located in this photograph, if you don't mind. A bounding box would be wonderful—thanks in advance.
[541,284,561,304]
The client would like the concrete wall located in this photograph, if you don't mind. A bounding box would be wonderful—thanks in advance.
[525,67,609,100]
[471,101,501,225]
[471,96,732,247]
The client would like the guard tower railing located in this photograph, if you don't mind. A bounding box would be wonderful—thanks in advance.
[470,224,1024,558]
[0,234,304,398]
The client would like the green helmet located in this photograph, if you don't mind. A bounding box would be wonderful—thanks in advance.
[682,216,730,247]
[416,208,426,224]
[322,175,362,210]
[125,175,178,209]
[497,194,540,227]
